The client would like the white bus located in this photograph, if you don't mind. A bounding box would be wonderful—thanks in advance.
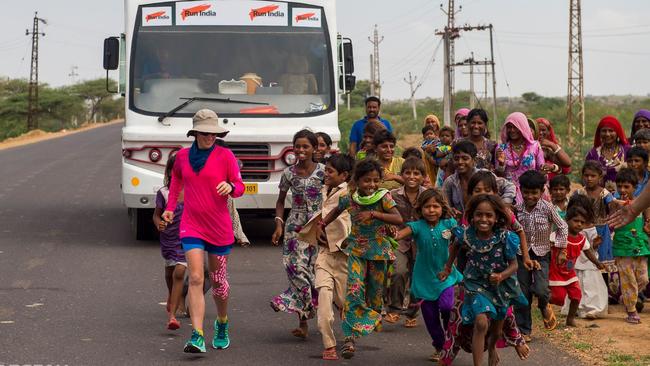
[103,0,355,239]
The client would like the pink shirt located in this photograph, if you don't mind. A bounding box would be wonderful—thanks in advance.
[166,146,244,246]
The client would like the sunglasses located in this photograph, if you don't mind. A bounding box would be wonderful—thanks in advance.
[198,132,218,137]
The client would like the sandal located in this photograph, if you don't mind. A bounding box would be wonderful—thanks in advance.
[404,318,418,328]
[384,312,400,323]
[542,304,558,330]
[428,350,441,362]
[167,317,180,330]
[341,340,355,359]
[522,334,532,343]
[322,347,339,360]
[625,312,641,324]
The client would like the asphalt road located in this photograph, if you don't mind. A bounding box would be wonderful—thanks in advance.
[0,123,583,365]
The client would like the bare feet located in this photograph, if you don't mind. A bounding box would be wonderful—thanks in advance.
[566,316,577,327]
[515,343,530,360]
[488,348,500,366]
[291,321,308,339]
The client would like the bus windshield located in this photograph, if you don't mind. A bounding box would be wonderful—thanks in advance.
[131,7,333,116]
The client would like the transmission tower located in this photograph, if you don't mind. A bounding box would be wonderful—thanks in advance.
[567,0,585,146]
[26,12,46,131]
[368,24,384,98]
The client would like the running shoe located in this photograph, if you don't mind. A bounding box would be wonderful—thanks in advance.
[212,319,230,349]
[183,329,206,353]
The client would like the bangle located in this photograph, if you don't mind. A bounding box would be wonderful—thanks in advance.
[227,182,235,192]
[553,146,562,154]
[274,216,284,225]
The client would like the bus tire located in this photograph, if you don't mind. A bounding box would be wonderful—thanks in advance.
[129,207,157,241]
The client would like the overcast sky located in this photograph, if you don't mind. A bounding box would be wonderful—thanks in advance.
[2,0,649,100]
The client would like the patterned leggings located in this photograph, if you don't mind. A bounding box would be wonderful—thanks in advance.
[615,256,649,313]
[342,256,388,339]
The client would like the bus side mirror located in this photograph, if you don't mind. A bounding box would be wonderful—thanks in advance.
[340,75,356,91]
[342,41,354,74]
[103,37,119,70]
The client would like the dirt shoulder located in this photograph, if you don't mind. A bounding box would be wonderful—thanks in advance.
[0,119,123,151]
[534,304,650,366]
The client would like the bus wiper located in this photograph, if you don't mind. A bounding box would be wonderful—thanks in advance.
[158,96,269,123]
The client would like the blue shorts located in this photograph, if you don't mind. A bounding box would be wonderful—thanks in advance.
[181,237,233,256]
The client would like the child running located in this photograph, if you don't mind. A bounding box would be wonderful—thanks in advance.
[441,194,527,366]
[393,188,462,362]
[385,157,427,328]
[319,158,404,359]
[270,129,325,338]
[298,154,354,360]
[561,194,609,319]
[153,153,187,331]
[549,200,604,327]
[573,161,617,293]
[514,170,568,338]
[612,168,650,324]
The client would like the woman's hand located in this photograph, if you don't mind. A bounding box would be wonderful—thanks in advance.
[162,210,174,224]
[607,202,640,229]
[216,181,233,196]
[540,138,558,151]
[495,148,506,164]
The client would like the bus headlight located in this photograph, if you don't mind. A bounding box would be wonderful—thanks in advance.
[283,151,296,166]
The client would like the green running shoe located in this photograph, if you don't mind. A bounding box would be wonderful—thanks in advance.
[183,329,206,353]
[212,319,230,349]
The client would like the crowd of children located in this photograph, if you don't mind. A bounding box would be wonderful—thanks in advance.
[156,104,650,365]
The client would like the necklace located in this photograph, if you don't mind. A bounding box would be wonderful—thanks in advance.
[508,142,527,168]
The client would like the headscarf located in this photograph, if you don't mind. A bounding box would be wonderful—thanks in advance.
[535,118,558,144]
[423,114,441,129]
[527,118,539,141]
[454,108,470,137]
[593,115,628,148]
[631,109,650,138]
[634,109,650,122]
[500,112,535,146]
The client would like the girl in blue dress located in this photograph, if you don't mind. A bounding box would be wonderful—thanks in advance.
[393,188,462,362]
[440,194,527,366]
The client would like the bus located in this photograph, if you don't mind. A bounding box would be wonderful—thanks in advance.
[103,0,355,239]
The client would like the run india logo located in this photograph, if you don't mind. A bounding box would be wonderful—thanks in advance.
[181,4,216,20]
[249,5,285,20]
[145,11,169,22]
[295,12,318,23]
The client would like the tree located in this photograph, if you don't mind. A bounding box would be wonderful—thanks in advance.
[346,79,371,107]
[71,79,117,122]
[522,92,542,103]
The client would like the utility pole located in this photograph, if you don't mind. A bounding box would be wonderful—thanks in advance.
[26,12,46,131]
[368,24,384,98]
[403,72,422,120]
[439,0,461,126]
[443,23,499,136]
[68,65,79,84]
[468,52,475,108]
[567,0,585,147]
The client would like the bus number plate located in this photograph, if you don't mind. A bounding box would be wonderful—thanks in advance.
[244,183,258,195]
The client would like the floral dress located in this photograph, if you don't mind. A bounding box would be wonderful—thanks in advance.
[452,226,527,324]
[497,141,544,204]
[270,163,325,320]
[338,190,397,338]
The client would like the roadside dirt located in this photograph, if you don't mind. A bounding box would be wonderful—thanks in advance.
[534,304,650,366]
[0,120,123,151]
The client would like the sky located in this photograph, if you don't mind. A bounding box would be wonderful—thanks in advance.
[1,0,649,101]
